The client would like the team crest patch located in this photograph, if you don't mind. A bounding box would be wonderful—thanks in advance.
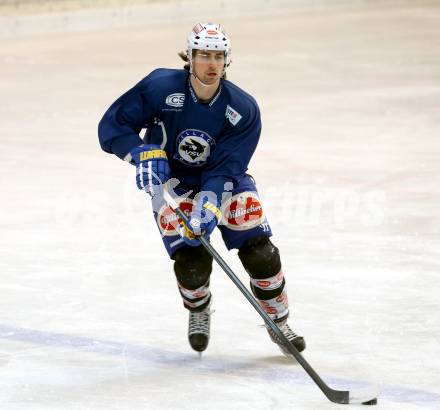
[157,199,194,236]
[221,191,265,231]
[175,129,215,166]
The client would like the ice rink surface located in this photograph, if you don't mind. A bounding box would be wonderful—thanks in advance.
[1,0,439,408]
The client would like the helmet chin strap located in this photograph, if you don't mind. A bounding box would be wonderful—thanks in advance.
[191,70,212,88]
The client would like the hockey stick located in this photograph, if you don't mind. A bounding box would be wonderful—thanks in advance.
[162,189,379,405]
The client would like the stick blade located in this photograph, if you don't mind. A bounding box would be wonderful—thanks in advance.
[348,386,381,404]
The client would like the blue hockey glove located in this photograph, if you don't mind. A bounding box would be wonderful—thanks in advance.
[130,144,170,196]
[180,195,222,247]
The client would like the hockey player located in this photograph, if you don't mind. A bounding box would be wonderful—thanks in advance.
[98,23,305,355]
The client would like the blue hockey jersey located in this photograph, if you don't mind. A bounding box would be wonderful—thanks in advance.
[98,68,262,198]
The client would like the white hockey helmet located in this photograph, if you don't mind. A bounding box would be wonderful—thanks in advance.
[187,22,232,66]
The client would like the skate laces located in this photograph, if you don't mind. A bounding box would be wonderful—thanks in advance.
[267,320,299,342]
[278,321,299,341]
[188,308,212,336]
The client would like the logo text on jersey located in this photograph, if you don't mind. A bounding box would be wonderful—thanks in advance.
[225,105,242,126]
[166,93,185,108]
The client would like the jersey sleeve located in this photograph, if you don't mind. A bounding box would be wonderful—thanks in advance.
[98,72,160,161]
[201,99,262,203]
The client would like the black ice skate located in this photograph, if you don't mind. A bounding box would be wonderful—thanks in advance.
[267,318,306,355]
[188,306,211,352]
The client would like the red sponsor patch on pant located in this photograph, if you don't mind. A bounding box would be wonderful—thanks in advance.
[157,199,194,236]
[222,192,264,231]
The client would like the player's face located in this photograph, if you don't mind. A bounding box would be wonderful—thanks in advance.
[192,50,225,84]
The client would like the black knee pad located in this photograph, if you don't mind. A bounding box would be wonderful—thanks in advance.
[173,246,213,289]
[238,236,284,300]
[238,236,281,279]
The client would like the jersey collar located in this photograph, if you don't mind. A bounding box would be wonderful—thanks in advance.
[188,77,222,107]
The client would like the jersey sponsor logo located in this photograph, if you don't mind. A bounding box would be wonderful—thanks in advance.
[207,30,218,35]
[225,105,242,126]
[165,93,185,108]
[175,129,215,166]
[157,199,194,236]
[221,191,265,231]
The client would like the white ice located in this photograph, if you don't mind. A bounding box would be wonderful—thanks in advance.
[0,0,439,409]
